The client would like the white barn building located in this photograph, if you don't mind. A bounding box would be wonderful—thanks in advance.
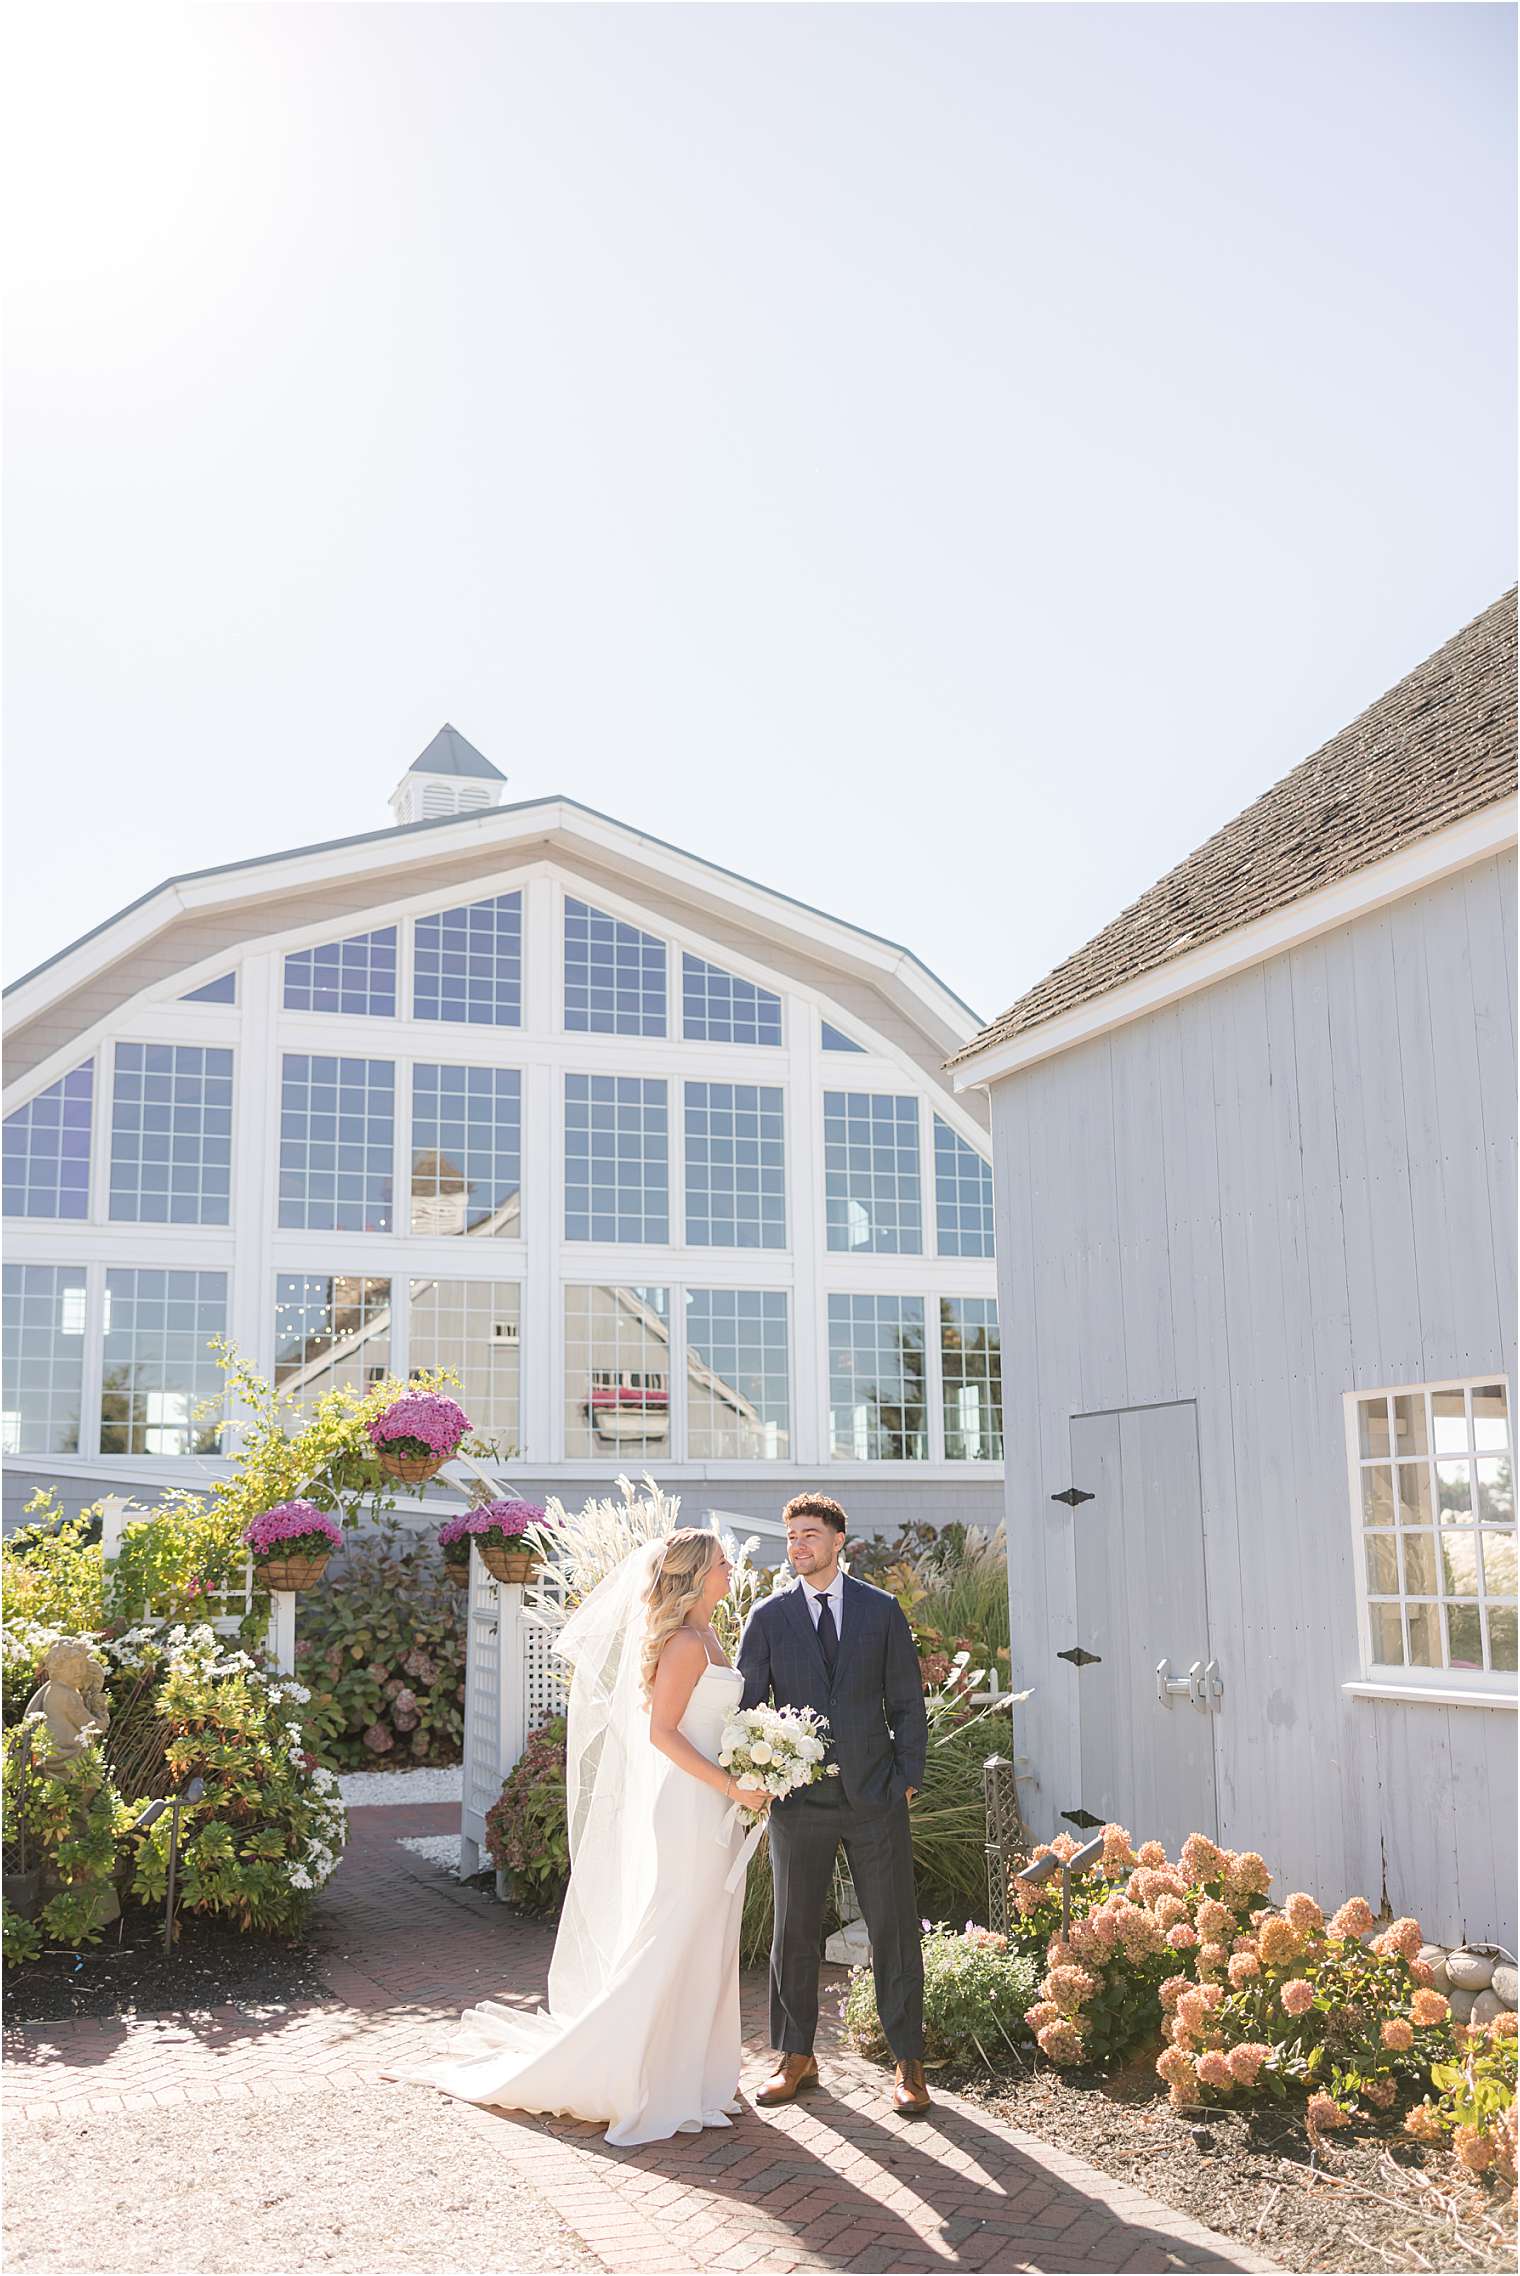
[952,593,1517,1947]
[3,728,1003,1548]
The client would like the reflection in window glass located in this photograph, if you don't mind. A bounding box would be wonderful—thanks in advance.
[685,1289,789,1460]
[414,894,522,1027]
[823,1092,921,1254]
[411,1065,521,1236]
[827,1294,926,1461]
[408,1280,520,1455]
[100,1269,225,1455]
[940,1297,1002,1460]
[684,1083,785,1249]
[564,1285,670,1458]
[2,1264,87,1453]
[564,1075,668,1243]
[563,899,665,1036]
[274,1275,392,1407]
[933,1119,995,1258]
[109,1044,233,1225]
[278,1055,395,1232]
[3,1061,93,1220]
[1353,1382,1516,1676]
[283,926,397,1017]
[681,955,781,1046]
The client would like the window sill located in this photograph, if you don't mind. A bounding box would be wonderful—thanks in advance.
[1343,1680,1518,1711]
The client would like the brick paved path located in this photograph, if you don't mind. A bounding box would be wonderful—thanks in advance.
[5,1805,1276,2275]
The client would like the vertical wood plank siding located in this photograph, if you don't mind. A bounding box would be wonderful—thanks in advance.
[991,852,1517,1946]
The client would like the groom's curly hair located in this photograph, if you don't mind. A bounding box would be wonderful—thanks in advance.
[781,1492,848,1535]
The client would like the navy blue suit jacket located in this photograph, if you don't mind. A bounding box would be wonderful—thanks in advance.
[737,1575,927,1811]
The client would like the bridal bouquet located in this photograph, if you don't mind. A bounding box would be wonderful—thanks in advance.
[719,1703,839,1802]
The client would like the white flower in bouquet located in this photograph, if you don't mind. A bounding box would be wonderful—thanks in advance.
[719,1703,841,1801]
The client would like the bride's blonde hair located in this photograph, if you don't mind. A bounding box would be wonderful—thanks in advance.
[640,1527,722,1704]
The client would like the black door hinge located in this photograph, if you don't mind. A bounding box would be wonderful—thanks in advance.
[1051,1485,1094,1508]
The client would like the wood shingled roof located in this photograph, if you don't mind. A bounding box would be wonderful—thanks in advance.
[951,588,1517,1068]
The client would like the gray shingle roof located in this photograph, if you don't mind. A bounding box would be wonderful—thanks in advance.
[951,589,1517,1068]
[408,724,505,780]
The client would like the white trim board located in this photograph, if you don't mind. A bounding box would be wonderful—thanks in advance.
[952,797,1518,1090]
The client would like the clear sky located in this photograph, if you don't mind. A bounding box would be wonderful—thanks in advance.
[4,3,1514,1021]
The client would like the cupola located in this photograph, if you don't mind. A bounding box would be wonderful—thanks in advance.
[389,724,507,826]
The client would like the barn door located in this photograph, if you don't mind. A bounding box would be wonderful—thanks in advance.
[1065,1401,1219,1853]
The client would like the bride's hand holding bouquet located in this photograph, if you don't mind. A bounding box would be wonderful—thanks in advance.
[718,1703,839,1812]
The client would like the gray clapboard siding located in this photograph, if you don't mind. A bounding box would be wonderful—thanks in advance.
[989,851,1517,1945]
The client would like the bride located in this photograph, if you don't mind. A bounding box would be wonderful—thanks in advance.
[391,1528,769,2146]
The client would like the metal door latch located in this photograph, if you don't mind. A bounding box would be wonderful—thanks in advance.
[1156,1657,1223,1711]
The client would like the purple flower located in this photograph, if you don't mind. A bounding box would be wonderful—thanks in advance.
[437,1513,473,1550]
[367,1393,471,1458]
[244,1501,343,1555]
[464,1499,552,1541]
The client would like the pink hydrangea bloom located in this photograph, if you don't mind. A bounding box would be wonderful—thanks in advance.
[1136,1840,1167,1868]
[1281,1978,1315,2016]
[1228,1951,1261,1988]
[244,1500,343,1555]
[1258,1916,1302,1966]
[1410,1988,1450,2027]
[1166,1923,1199,1952]
[1328,1896,1376,1940]
[1284,1892,1325,1934]
[1196,2051,1232,2090]
[1381,2018,1414,2052]
[1180,1832,1225,1882]
[1227,2043,1270,2086]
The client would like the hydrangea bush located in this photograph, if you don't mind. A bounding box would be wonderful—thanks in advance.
[843,1923,1040,2069]
[484,1716,569,1910]
[1405,2013,1518,2188]
[293,1522,466,1766]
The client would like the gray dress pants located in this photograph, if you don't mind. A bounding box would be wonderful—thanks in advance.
[767,1792,924,2062]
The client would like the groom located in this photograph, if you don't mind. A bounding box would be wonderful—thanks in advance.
[738,1493,930,2117]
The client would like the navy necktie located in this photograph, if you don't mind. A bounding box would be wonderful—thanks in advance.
[815,1594,839,1675]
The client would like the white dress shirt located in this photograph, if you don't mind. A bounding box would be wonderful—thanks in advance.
[801,1572,844,1636]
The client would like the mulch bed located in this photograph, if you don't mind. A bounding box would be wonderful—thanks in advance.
[2,1904,330,2026]
[950,2056,1516,2275]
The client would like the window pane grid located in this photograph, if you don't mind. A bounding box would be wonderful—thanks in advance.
[827,1293,927,1461]
[684,1082,785,1249]
[823,1092,922,1254]
[414,894,523,1027]
[686,1289,790,1460]
[934,1117,995,1258]
[681,954,782,1046]
[564,1284,671,1457]
[1355,1383,1515,1677]
[278,1055,395,1232]
[3,1061,93,1220]
[411,1065,521,1236]
[563,899,666,1036]
[100,1269,226,1455]
[283,926,398,1017]
[408,1279,520,1455]
[564,1075,668,1243]
[2,1264,87,1454]
[109,1043,233,1225]
[941,1296,1002,1461]
[275,1274,393,1408]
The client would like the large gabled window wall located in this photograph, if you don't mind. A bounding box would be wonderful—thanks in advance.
[2,869,1000,1473]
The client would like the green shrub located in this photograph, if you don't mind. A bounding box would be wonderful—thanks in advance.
[294,1521,466,1767]
[1406,2016,1517,2187]
[1,1715,125,1963]
[842,1925,1039,2069]
[2,1498,107,1651]
[485,1717,569,1908]
[844,1522,1010,1690]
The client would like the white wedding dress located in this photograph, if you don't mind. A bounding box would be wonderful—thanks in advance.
[395,1556,749,2148]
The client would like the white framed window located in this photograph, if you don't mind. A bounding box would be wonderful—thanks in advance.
[99,1269,226,1456]
[1346,1379,1516,1692]
[684,1082,786,1250]
[685,1288,790,1460]
[413,893,523,1027]
[180,972,236,1004]
[3,1060,93,1221]
[940,1296,1002,1460]
[564,1284,671,1457]
[408,1278,520,1456]
[933,1116,995,1259]
[564,1074,669,1244]
[681,954,782,1047]
[109,1043,233,1225]
[826,1293,928,1461]
[274,1273,393,1407]
[563,898,666,1036]
[822,1091,922,1255]
[278,1055,395,1232]
[410,1064,521,1236]
[283,925,398,1017]
[2,1263,88,1454]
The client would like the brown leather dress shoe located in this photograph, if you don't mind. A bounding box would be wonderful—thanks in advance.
[755,2053,819,2106]
[893,2060,932,2116]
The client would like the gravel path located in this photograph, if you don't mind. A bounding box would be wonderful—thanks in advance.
[5,2085,595,2274]
[337,1766,462,1808]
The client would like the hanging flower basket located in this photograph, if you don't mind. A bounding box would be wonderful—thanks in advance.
[244,1502,343,1593]
[366,1393,472,1485]
[436,1513,474,1586]
[467,1500,554,1587]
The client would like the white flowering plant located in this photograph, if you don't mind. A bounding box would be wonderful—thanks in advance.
[718,1703,838,1800]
